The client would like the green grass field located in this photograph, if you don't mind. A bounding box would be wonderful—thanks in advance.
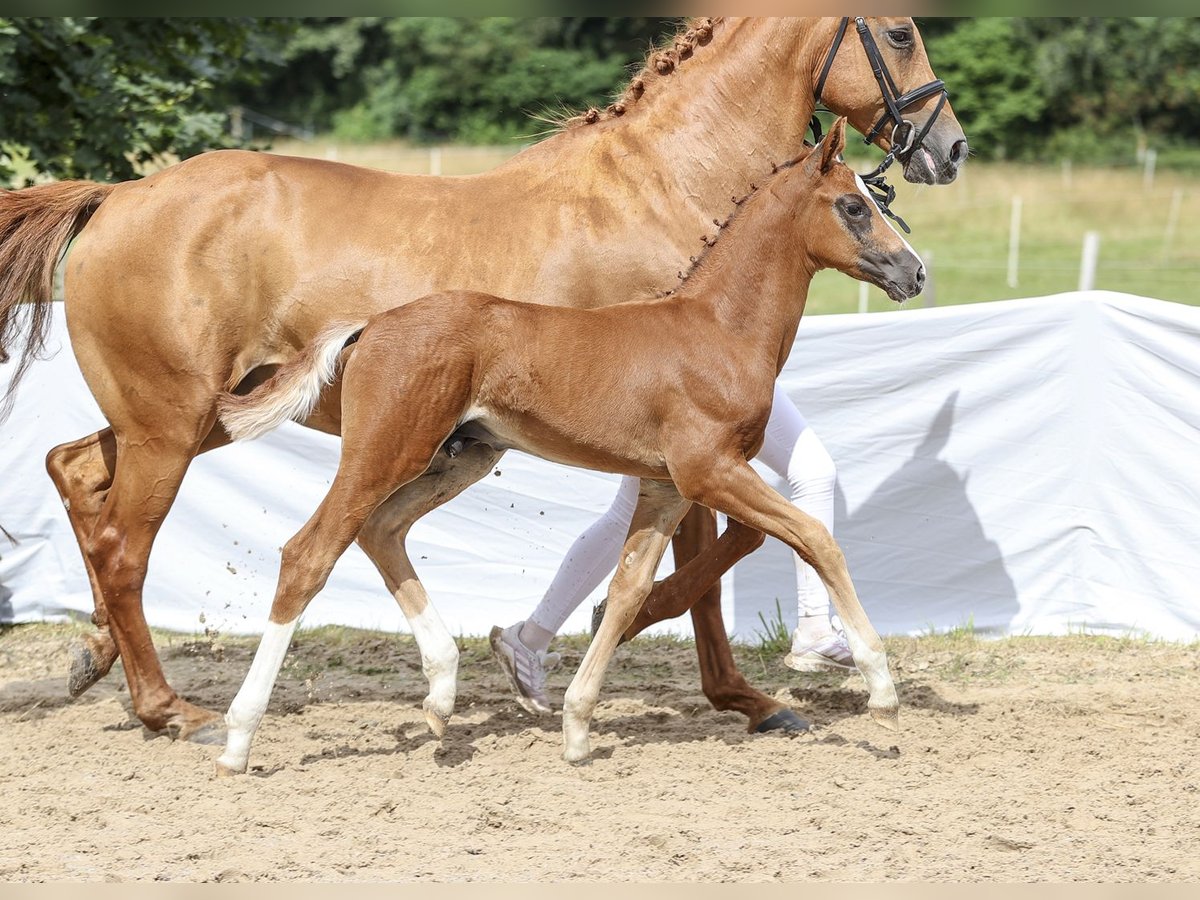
[271,137,1200,316]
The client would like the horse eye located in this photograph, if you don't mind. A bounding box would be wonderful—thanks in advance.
[846,203,868,218]
[887,29,913,47]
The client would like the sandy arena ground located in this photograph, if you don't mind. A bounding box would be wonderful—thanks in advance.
[1,622,1197,882]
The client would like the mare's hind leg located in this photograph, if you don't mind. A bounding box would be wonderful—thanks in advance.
[562,480,691,763]
[47,424,235,699]
[83,427,228,741]
[45,429,121,696]
[356,442,503,737]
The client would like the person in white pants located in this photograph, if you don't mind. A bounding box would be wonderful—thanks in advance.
[490,383,851,715]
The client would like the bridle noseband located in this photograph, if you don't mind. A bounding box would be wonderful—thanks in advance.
[810,16,949,234]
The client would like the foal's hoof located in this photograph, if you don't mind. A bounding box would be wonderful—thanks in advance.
[753,708,811,734]
[179,719,229,746]
[869,704,901,732]
[66,633,117,698]
[423,701,450,740]
[214,758,246,778]
[164,705,228,745]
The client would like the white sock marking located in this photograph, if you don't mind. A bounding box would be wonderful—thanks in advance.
[218,619,298,772]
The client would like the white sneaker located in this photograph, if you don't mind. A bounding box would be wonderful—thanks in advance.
[489,622,560,716]
[784,632,857,672]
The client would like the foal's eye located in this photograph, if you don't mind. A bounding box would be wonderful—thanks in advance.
[846,202,868,218]
[887,29,913,48]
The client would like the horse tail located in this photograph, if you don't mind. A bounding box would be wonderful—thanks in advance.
[218,322,367,442]
[0,180,116,419]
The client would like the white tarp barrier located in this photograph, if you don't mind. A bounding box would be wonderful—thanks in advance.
[2,292,1198,642]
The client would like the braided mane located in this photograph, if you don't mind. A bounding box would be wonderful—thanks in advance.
[558,17,724,129]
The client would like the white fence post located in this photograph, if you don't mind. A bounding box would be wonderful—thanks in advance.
[1143,148,1157,192]
[1007,195,1022,289]
[429,147,443,176]
[1078,231,1101,292]
[858,281,869,314]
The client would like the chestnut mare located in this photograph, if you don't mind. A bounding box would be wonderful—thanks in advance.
[214,121,921,772]
[0,18,966,744]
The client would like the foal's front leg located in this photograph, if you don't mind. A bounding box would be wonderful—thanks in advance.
[677,455,899,730]
[561,480,691,763]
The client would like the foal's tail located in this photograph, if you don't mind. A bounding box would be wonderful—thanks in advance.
[0,180,115,419]
[218,322,367,442]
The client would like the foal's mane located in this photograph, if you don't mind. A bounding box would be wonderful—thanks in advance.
[554,17,724,130]
[657,146,815,299]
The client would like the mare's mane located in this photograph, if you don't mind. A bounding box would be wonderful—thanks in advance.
[555,17,724,130]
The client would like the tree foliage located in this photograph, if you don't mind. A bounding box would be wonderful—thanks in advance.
[0,17,282,184]
[924,17,1200,162]
[4,17,1200,186]
[237,17,676,144]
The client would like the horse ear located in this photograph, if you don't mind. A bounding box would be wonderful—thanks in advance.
[820,117,848,173]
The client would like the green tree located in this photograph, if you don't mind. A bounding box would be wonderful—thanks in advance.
[1022,17,1200,159]
[239,17,676,144]
[0,18,284,184]
[923,18,1046,160]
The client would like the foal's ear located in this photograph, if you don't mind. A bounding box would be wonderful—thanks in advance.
[819,117,848,173]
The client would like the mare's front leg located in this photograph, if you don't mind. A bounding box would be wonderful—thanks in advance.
[675,455,899,730]
[561,480,691,763]
[356,442,503,737]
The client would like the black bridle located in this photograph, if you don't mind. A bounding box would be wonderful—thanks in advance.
[809,17,949,234]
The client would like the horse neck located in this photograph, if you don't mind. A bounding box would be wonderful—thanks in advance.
[675,187,816,371]
[606,18,828,221]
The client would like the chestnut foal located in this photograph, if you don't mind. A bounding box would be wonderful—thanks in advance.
[214,120,922,773]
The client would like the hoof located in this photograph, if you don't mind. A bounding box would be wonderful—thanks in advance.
[562,747,592,766]
[179,718,228,746]
[163,705,227,745]
[753,708,811,734]
[869,704,900,732]
[66,634,116,698]
[214,759,245,778]
[423,702,450,739]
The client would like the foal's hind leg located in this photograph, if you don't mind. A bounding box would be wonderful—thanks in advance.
[562,480,691,763]
[356,443,503,737]
[218,439,454,774]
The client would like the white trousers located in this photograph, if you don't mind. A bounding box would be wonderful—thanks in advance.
[527,384,837,634]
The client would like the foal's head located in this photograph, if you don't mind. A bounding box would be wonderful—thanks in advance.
[788,117,925,303]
